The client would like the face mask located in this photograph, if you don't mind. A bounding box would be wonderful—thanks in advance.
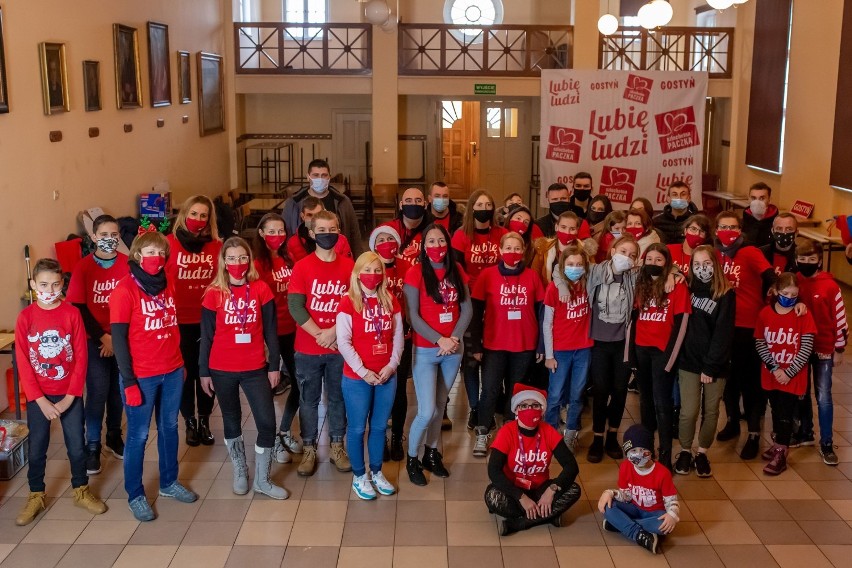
[501,251,523,267]
[375,240,399,260]
[611,253,634,274]
[314,232,339,250]
[264,235,286,251]
[671,198,689,211]
[778,294,798,308]
[226,262,249,280]
[797,262,820,277]
[431,197,449,213]
[564,266,585,282]
[549,201,571,217]
[96,237,119,254]
[516,407,543,427]
[750,199,767,218]
[359,273,383,291]
[508,219,528,235]
[626,447,652,468]
[772,231,795,250]
[472,209,493,223]
[36,289,62,304]
[643,264,665,278]
[425,245,448,263]
[139,255,165,275]
[693,264,714,283]
[185,218,207,234]
[684,233,705,249]
[716,229,740,247]
[610,230,622,239]
[625,226,645,239]
[401,204,426,220]
[587,210,606,225]
[556,230,577,246]
[573,189,591,202]
[310,177,329,194]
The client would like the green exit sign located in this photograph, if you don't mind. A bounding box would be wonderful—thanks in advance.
[474,83,497,95]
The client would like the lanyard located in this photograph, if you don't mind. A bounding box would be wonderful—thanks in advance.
[362,296,385,343]
[130,274,168,312]
[229,283,251,332]
[516,430,542,478]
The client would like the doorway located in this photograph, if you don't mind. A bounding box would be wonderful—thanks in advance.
[333,111,371,184]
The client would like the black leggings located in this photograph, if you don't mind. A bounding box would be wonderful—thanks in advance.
[590,340,631,433]
[277,333,299,432]
[211,368,277,448]
[180,323,215,419]
[635,346,676,455]
[723,327,766,431]
[391,338,413,437]
[768,389,797,446]
[485,482,581,530]
[477,350,536,428]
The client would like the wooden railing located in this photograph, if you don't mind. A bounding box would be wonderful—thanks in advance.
[599,27,734,79]
[398,24,573,76]
[234,22,372,74]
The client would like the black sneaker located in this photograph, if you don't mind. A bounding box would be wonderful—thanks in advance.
[105,431,124,460]
[740,434,760,460]
[85,443,102,475]
[674,451,693,475]
[406,456,427,486]
[605,431,623,459]
[716,420,740,442]
[635,528,659,554]
[694,452,712,477]
[467,409,478,431]
[819,444,839,466]
[587,435,604,463]
[790,431,815,448]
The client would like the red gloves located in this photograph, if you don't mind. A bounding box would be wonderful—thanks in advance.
[124,384,142,407]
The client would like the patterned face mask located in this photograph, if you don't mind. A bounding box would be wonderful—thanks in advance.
[693,265,713,283]
[96,237,120,254]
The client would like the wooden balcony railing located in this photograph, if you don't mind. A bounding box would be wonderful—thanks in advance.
[599,27,734,79]
[234,22,372,74]
[399,24,573,77]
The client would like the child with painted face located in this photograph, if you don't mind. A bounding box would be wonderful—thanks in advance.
[67,214,129,473]
[754,272,817,475]
[485,385,581,537]
[598,424,679,555]
[199,237,287,500]
[336,252,405,500]
[542,244,592,453]
[470,232,546,459]
[15,259,107,526]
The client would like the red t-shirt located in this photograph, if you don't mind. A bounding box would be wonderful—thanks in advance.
[754,306,818,395]
[617,460,677,514]
[666,244,691,277]
[66,253,130,336]
[403,263,468,348]
[635,281,691,351]
[544,282,592,351]
[288,253,354,355]
[339,295,401,377]
[286,232,352,263]
[472,265,545,352]
[385,259,411,307]
[770,253,789,275]
[490,421,563,491]
[109,276,183,378]
[451,226,507,287]
[717,246,771,329]
[15,301,88,400]
[254,257,297,336]
[165,235,222,324]
[201,281,275,373]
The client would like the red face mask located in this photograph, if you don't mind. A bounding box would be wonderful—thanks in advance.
[517,407,543,427]
[716,229,740,247]
[264,235,286,251]
[556,230,577,246]
[185,218,207,234]
[359,273,384,291]
[509,219,528,235]
[684,233,705,249]
[139,255,165,275]
[625,226,645,239]
[226,262,249,280]
[425,245,448,263]
[375,240,399,260]
[501,251,523,267]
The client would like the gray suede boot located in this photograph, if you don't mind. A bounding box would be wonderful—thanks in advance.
[253,445,289,500]
[225,437,249,495]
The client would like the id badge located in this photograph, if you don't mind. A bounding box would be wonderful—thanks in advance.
[235,333,251,344]
[515,477,532,490]
[439,312,454,324]
[372,344,388,355]
[508,310,522,320]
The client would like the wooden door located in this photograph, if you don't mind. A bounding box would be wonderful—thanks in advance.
[440,100,480,202]
[480,100,530,205]
[333,112,371,184]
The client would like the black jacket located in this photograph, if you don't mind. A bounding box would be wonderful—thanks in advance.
[567,196,589,219]
[535,213,558,238]
[742,205,779,248]
[653,202,699,245]
[759,242,796,273]
[678,284,735,378]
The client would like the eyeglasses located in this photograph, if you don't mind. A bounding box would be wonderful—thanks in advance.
[516,403,543,410]
[225,255,250,264]
[717,224,739,231]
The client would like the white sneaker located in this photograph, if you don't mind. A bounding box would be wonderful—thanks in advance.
[370,471,396,496]
[352,473,377,500]
[273,434,292,464]
[280,431,303,454]
[473,432,490,458]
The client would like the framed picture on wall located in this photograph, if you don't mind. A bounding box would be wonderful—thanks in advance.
[178,50,191,104]
[82,60,101,112]
[0,7,9,114]
[38,42,70,115]
[147,22,171,107]
[113,24,142,109]
[197,51,224,136]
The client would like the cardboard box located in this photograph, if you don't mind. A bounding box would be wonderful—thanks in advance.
[139,192,172,219]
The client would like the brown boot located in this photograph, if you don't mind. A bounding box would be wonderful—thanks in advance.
[16,492,46,526]
[763,445,788,476]
[297,445,317,477]
[330,442,352,472]
[73,485,107,515]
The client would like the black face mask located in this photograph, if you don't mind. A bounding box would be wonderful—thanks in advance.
[314,232,340,250]
[549,201,571,217]
[472,209,493,223]
[797,261,820,277]
[573,189,592,202]
[643,264,665,278]
[401,204,426,220]
[587,210,606,224]
[772,231,796,250]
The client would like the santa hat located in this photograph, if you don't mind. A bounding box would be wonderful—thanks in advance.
[510,383,547,413]
[369,225,402,252]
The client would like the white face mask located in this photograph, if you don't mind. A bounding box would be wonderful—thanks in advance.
[310,177,329,194]
[36,290,62,304]
[611,253,635,274]
[750,199,767,218]
[693,265,714,283]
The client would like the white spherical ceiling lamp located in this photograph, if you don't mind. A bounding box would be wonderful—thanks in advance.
[364,0,391,25]
[598,14,619,35]
[637,3,658,29]
[650,0,673,27]
[707,0,735,10]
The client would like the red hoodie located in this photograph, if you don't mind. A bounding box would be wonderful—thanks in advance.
[797,271,848,354]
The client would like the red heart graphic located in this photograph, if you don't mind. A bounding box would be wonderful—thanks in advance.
[632,77,650,91]
[608,169,631,187]
[663,112,690,135]
[556,129,577,147]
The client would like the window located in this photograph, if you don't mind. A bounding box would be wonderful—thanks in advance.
[284,0,326,38]
[485,106,518,138]
[442,101,463,129]
[238,0,254,22]
[443,0,503,41]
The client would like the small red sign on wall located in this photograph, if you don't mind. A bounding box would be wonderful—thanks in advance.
[790,200,814,218]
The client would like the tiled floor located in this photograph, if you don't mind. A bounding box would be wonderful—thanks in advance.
[4,352,852,566]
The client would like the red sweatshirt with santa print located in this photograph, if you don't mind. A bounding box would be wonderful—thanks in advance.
[165,235,221,324]
[15,301,88,400]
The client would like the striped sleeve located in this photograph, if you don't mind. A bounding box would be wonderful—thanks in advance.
[785,334,815,378]
[834,290,848,351]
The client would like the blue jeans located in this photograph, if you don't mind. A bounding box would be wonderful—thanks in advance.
[799,355,834,445]
[84,338,123,445]
[295,352,345,446]
[120,367,183,501]
[26,395,87,492]
[603,500,666,541]
[342,375,397,476]
[409,347,463,456]
[544,348,591,430]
